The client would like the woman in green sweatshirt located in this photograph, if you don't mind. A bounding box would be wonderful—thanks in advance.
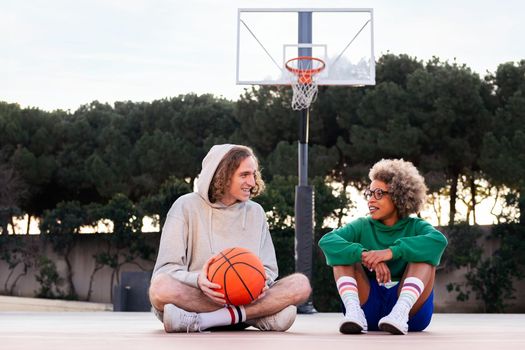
[318,159,447,335]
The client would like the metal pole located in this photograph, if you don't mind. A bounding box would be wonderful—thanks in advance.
[295,11,316,314]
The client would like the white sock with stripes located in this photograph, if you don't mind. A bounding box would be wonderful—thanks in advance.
[198,305,246,330]
[336,276,360,313]
[395,277,424,312]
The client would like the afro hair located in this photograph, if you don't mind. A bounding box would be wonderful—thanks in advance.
[369,159,427,217]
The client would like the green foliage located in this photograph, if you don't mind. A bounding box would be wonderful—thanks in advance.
[235,86,296,157]
[464,254,517,313]
[311,177,353,231]
[1,55,524,226]
[446,282,470,302]
[409,59,490,225]
[480,61,525,223]
[441,223,483,270]
[270,227,295,277]
[264,141,339,181]
[375,54,424,88]
[445,223,525,312]
[140,176,192,227]
[254,176,296,231]
[491,224,525,274]
[35,256,64,299]
[313,227,341,312]
[39,201,90,299]
[91,194,155,262]
[0,164,27,234]
[40,201,85,252]
[0,235,38,295]
[254,175,351,233]
[89,194,156,300]
[443,223,484,306]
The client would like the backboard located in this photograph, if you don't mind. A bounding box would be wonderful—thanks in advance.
[236,8,375,86]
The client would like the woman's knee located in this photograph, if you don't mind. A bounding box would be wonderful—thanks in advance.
[404,262,436,287]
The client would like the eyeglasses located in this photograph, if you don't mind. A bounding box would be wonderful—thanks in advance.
[364,188,390,200]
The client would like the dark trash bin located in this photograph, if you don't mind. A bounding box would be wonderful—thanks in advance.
[113,271,152,312]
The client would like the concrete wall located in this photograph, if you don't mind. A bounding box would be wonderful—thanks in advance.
[1,229,524,312]
[0,234,158,303]
[434,225,525,313]
[434,266,525,313]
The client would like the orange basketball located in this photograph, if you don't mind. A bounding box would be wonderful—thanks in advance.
[207,247,267,306]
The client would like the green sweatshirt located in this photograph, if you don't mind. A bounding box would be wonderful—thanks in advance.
[318,216,448,279]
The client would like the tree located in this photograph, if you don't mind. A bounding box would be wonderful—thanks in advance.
[130,131,193,197]
[264,141,338,181]
[480,61,525,223]
[0,165,27,234]
[140,176,192,228]
[407,58,491,225]
[375,53,425,88]
[235,86,297,157]
[333,54,423,188]
[1,105,62,221]
[40,201,90,299]
[90,194,155,301]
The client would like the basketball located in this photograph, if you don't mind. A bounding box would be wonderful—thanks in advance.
[207,247,267,306]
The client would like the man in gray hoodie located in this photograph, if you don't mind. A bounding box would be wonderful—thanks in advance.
[149,144,312,332]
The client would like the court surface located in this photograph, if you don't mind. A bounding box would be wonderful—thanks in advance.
[1,312,524,350]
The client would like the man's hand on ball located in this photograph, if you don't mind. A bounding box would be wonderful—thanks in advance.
[198,256,226,305]
[255,285,269,301]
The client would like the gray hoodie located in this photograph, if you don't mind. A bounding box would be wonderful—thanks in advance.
[152,144,278,288]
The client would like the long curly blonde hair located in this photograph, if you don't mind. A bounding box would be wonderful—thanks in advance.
[208,146,265,203]
[369,159,427,217]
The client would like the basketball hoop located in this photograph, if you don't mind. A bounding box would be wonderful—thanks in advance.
[285,56,326,110]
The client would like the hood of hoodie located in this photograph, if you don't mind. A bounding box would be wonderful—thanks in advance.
[195,144,236,208]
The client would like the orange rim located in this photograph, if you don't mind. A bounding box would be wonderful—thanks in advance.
[285,56,325,84]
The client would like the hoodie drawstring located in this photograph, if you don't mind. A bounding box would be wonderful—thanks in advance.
[242,204,247,230]
[209,203,247,252]
[208,208,215,253]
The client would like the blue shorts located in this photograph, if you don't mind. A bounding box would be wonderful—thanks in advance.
[350,278,434,332]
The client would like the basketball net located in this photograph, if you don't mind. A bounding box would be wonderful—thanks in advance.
[285,57,325,111]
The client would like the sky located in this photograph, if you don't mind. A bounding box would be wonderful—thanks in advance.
[1,0,524,112]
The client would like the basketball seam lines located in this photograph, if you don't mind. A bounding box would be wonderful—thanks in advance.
[208,249,265,306]
[221,253,262,304]
[209,251,251,281]
[227,263,255,302]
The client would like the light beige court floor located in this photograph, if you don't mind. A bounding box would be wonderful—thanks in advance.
[1,312,524,350]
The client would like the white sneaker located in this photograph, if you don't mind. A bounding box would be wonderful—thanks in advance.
[163,304,200,333]
[246,305,297,331]
[339,303,368,334]
[378,304,409,335]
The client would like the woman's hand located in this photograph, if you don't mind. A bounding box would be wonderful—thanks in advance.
[372,262,391,284]
[361,249,393,270]
[362,249,393,285]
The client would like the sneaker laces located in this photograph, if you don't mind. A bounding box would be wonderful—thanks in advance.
[389,304,410,323]
[249,306,296,331]
[349,303,362,314]
[347,303,365,320]
[180,313,199,333]
[255,314,274,330]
